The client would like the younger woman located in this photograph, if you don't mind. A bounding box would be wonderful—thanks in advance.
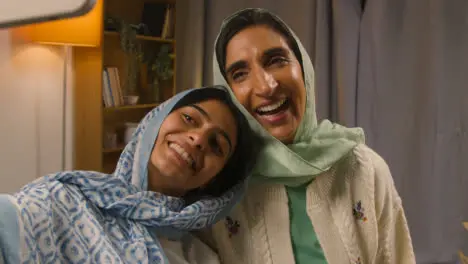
[0,85,257,264]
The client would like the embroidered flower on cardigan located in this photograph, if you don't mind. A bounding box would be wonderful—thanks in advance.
[352,201,367,222]
[225,216,240,237]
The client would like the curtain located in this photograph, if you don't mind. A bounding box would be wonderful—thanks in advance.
[357,1,468,263]
[175,0,468,263]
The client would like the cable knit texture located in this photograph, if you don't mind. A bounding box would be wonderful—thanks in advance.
[209,144,416,264]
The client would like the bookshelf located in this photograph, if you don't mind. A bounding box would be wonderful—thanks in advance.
[73,0,177,173]
[103,103,160,112]
[104,31,174,43]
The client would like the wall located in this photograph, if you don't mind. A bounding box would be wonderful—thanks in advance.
[0,29,73,193]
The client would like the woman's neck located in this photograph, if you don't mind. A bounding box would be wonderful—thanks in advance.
[147,164,186,197]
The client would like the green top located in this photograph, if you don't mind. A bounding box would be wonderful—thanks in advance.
[286,184,327,264]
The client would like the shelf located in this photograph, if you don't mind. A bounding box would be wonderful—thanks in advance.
[103,146,125,153]
[104,103,159,112]
[73,0,177,173]
[104,31,174,43]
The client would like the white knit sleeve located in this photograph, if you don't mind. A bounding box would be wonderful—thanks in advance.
[370,151,417,264]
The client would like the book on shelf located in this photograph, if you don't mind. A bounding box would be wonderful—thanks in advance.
[141,3,175,39]
[161,4,175,39]
[102,67,124,108]
[104,3,175,40]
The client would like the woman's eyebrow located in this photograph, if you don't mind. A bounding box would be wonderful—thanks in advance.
[190,104,210,121]
[262,47,288,59]
[188,104,233,153]
[225,60,247,76]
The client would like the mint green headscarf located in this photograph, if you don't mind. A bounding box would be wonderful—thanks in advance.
[212,8,365,187]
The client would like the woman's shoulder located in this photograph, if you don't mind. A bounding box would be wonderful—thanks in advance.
[341,143,394,184]
[351,143,390,173]
[347,143,402,209]
[319,143,400,208]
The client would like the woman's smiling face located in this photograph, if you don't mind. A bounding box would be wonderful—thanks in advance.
[148,99,238,197]
[224,25,306,144]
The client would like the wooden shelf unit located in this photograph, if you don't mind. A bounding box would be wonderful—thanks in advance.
[102,146,126,153]
[104,31,175,43]
[104,103,160,112]
[73,0,176,173]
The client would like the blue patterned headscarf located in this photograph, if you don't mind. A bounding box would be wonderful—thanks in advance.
[0,86,255,263]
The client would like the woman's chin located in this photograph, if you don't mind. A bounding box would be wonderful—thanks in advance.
[267,126,296,144]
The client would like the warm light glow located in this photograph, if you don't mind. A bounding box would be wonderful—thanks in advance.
[18,0,103,47]
[12,45,63,68]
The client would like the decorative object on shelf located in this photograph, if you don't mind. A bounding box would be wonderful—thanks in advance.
[104,16,118,32]
[124,122,138,144]
[123,95,139,106]
[117,19,144,104]
[103,131,118,149]
[143,44,174,103]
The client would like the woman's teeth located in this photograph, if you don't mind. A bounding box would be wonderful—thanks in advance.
[169,143,194,168]
[256,98,287,114]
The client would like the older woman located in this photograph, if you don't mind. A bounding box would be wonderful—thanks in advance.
[208,8,416,264]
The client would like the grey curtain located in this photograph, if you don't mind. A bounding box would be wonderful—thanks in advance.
[358,1,468,263]
[175,0,468,263]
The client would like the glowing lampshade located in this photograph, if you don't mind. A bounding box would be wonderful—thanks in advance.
[22,0,103,47]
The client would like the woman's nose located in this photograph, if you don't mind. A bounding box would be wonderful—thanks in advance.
[188,129,209,151]
[252,67,279,97]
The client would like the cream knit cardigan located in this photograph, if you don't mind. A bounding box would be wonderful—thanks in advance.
[206,144,416,264]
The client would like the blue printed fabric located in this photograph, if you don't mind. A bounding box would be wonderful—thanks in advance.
[0,87,246,263]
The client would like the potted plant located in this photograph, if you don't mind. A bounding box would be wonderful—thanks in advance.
[118,19,143,105]
[144,44,174,102]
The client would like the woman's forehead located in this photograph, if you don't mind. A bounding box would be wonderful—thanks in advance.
[226,25,290,62]
[196,100,236,126]
[181,100,237,142]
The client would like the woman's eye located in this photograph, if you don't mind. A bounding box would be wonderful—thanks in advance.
[268,56,288,66]
[182,113,195,124]
[232,71,247,82]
